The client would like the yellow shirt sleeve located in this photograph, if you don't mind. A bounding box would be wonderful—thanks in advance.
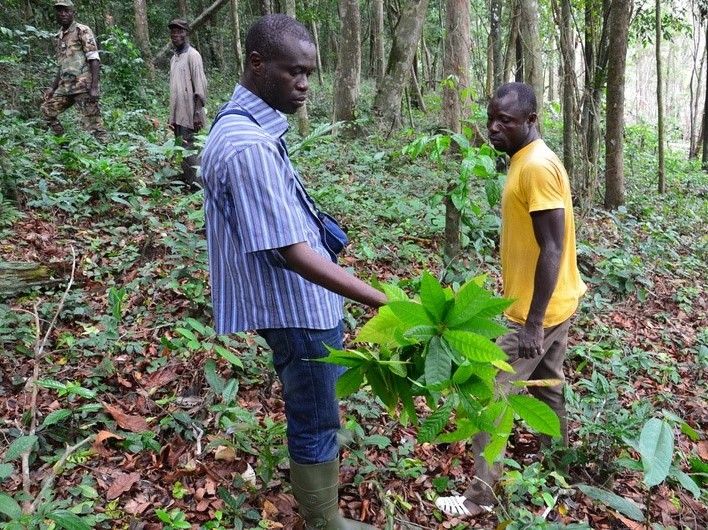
[522,158,566,213]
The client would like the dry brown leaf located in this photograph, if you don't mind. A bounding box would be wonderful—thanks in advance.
[106,471,140,500]
[613,511,645,529]
[214,445,236,462]
[698,440,708,461]
[123,496,151,515]
[142,363,180,391]
[92,430,124,457]
[262,499,279,519]
[103,402,150,433]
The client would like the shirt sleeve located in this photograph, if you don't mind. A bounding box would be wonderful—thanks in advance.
[189,51,207,104]
[522,158,566,213]
[226,142,310,253]
[79,26,100,61]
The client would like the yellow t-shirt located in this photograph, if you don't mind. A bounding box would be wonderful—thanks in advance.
[500,139,587,327]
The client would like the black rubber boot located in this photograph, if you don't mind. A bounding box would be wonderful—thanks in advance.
[289,459,379,530]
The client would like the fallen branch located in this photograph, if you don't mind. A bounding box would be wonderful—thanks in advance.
[21,247,77,514]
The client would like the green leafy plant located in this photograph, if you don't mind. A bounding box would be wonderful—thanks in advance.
[323,272,561,465]
[155,507,192,529]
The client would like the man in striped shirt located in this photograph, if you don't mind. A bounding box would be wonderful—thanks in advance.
[202,14,384,530]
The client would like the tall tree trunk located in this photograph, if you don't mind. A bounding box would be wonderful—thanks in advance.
[260,0,272,15]
[229,0,243,76]
[373,0,430,129]
[689,24,706,158]
[178,0,190,18]
[656,0,665,193]
[604,0,632,210]
[442,0,471,264]
[333,0,361,124]
[133,0,155,78]
[371,0,386,87]
[282,0,310,135]
[503,2,520,83]
[489,0,503,93]
[703,19,708,169]
[559,0,575,184]
[519,0,543,116]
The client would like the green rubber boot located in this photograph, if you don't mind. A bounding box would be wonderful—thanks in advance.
[289,459,379,530]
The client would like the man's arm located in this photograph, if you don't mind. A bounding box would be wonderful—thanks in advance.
[44,71,60,99]
[279,242,387,308]
[88,59,100,98]
[517,208,564,358]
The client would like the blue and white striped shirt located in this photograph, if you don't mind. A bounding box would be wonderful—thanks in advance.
[201,84,343,334]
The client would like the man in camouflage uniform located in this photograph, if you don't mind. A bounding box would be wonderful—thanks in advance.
[41,0,108,142]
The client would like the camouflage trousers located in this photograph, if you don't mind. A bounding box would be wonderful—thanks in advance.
[41,91,108,142]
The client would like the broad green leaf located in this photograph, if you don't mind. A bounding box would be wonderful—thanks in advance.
[221,379,238,403]
[577,484,645,522]
[446,279,491,327]
[482,405,514,465]
[638,418,674,487]
[380,283,409,301]
[41,409,72,428]
[419,271,447,321]
[0,463,13,480]
[418,400,454,443]
[435,418,479,443]
[363,435,392,449]
[508,395,560,437]
[176,327,198,343]
[336,368,364,398]
[214,345,244,369]
[356,306,402,346]
[475,297,514,318]
[668,466,701,498]
[491,359,515,373]
[452,363,475,384]
[680,422,700,442]
[425,337,452,387]
[4,435,38,462]
[443,330,506,362]
[453,316,508,339]
[366,367,398,411]
[459,377,493,402]
[387,300,434,327]
[319,347,371,368]
[0,493,22,520]
[48,510,92,530]
[403,325,438,342]
[204,359,225,394]
[185,317,208,335]
[393,375,417,424]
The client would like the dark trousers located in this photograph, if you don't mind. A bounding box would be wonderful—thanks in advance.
[174,125,200,186]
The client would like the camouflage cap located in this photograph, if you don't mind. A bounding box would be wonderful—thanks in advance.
[54,0,75,7]
[168,18,190,31]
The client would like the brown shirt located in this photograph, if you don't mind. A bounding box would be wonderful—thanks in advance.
[169,45,207,129]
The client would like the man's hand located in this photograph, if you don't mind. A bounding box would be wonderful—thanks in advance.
[517,321,544,359]
[88,86,99,99]
[193,114,203,132]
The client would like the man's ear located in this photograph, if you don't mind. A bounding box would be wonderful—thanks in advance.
[249,51,264,75]
[528,112,538,125]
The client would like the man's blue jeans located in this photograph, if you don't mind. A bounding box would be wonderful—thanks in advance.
[258,323,345,465]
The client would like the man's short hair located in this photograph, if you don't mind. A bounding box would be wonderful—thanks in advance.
[245,14,314,61]
[495,82,537,115]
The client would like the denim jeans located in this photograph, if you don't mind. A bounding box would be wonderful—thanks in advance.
[258,323,345,465]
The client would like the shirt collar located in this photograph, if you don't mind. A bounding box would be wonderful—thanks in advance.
[174,43,191,56]
[229,84,289,139]
[59,21,77,39]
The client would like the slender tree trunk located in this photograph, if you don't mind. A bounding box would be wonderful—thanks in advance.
[559,0,575,184]
[282,0,310,135]
[691,42,706,158]
[373,0,430,129]
[656,0,665,193]
[178,0,190,18]
[260,0,272,15]
[133,0,155,78]
[519,0,543,115]
[604,0,632,209]
[503,2,520,83]
[229,0,243,76]
[490,0,503,92]
[333,0,361,124]
[312,19,324,84]
[703,20,708,169]
[371,0,386,87]
[442,0,471,264]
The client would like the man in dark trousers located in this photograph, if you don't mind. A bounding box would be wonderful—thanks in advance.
[168,18,207,186]
[435,83,586,518]
[42,0,108,142]
[201,14,384,530]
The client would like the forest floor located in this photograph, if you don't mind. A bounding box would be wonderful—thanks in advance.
[1,99,706,530]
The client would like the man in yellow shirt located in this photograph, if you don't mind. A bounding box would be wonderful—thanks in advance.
[436,82,586,518]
